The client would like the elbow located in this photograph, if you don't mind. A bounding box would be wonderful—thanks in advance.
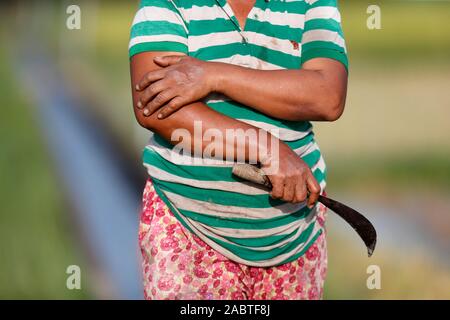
[318,91,346,122]
[134,107,154,130]
[134,111,147,129]
[132,96,159,131]
[321,101,345,122]
[288,85,347,122]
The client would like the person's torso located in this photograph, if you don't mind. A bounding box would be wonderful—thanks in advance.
[179,0,306,69]
[143,0,327,266]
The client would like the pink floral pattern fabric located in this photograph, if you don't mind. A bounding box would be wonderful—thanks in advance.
[139,179,328,300]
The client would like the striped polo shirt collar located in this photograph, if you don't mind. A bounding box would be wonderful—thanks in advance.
[215,0,241,31]
[214,0,271,45]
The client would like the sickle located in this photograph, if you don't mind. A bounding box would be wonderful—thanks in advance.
[232,163,377,257]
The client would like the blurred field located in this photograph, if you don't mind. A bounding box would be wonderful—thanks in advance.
[1,0,449,299]
[325,224,450,299]
[0,30,90,298]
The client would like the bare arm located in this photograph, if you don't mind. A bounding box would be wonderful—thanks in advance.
[131,52,274,163]
[137,56,347,121]
[130,52,321,206]
[212,58,348,121]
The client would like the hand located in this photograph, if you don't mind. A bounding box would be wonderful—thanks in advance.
[135,55,217,119]
[262,144,320,207]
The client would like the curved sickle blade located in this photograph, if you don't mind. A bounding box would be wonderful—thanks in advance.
[318,195,377,257]
[232,163,377,257]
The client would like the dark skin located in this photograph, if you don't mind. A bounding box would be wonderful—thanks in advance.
[130,0,348,207]
[228,0,256,29]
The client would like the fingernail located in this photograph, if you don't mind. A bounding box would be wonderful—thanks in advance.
[157,113,163,119]
[143,109,149,116]
[137,101,142,108]
[135,84,140,91]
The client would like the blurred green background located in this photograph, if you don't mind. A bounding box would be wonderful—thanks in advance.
[0,0,449,299]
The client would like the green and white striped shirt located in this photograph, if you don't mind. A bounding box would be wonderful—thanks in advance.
[129,0,348,266]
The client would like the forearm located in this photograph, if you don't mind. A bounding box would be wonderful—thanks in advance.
[134,99,282,164]
[211,59,347,121]
[131,52,283,163]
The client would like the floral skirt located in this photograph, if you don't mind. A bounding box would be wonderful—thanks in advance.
[139,179,328,300]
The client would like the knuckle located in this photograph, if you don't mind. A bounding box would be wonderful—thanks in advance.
[142,90,153,102]
[140,95,149,105]
[168,69,181,78]
[167,101,177,110]
[297,192,307,201]
[185,91,194,99]
[271,188,282,198]
[273,183,284,192]
[286,173,295,180]
[154,93,166,104]
[270,176,282,185]
[140,94,148,104]
[272,185,283,194]
[148,85,158,96]
[165,72,176,82]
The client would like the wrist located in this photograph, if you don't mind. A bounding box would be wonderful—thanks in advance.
[258,136,286,167]
[259,139,287,176]
[205,62,226,93]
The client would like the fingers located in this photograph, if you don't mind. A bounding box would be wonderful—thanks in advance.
[142,89,178,117]
[153,55,184,67]
[281,179,295,203]
[293,179,307,204]
[135,56,184,91]
[157,96,190,119]
[269,171,320,207]
[270,176,297,203]
[137,80,169,109]
[269,177,284,200]
[136,69,165,91]
[306,174,321,208]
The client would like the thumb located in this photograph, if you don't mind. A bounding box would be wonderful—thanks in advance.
[153,55,183,67]
[306,174,320,208]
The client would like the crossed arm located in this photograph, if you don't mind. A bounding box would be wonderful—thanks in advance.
[130,51,347,205]
[135,54,347,121]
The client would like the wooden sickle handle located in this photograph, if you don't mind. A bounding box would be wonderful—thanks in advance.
[232,163,272,189]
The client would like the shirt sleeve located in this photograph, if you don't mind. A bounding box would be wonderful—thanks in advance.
[301,0,348,71]
[129,0,188,59]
